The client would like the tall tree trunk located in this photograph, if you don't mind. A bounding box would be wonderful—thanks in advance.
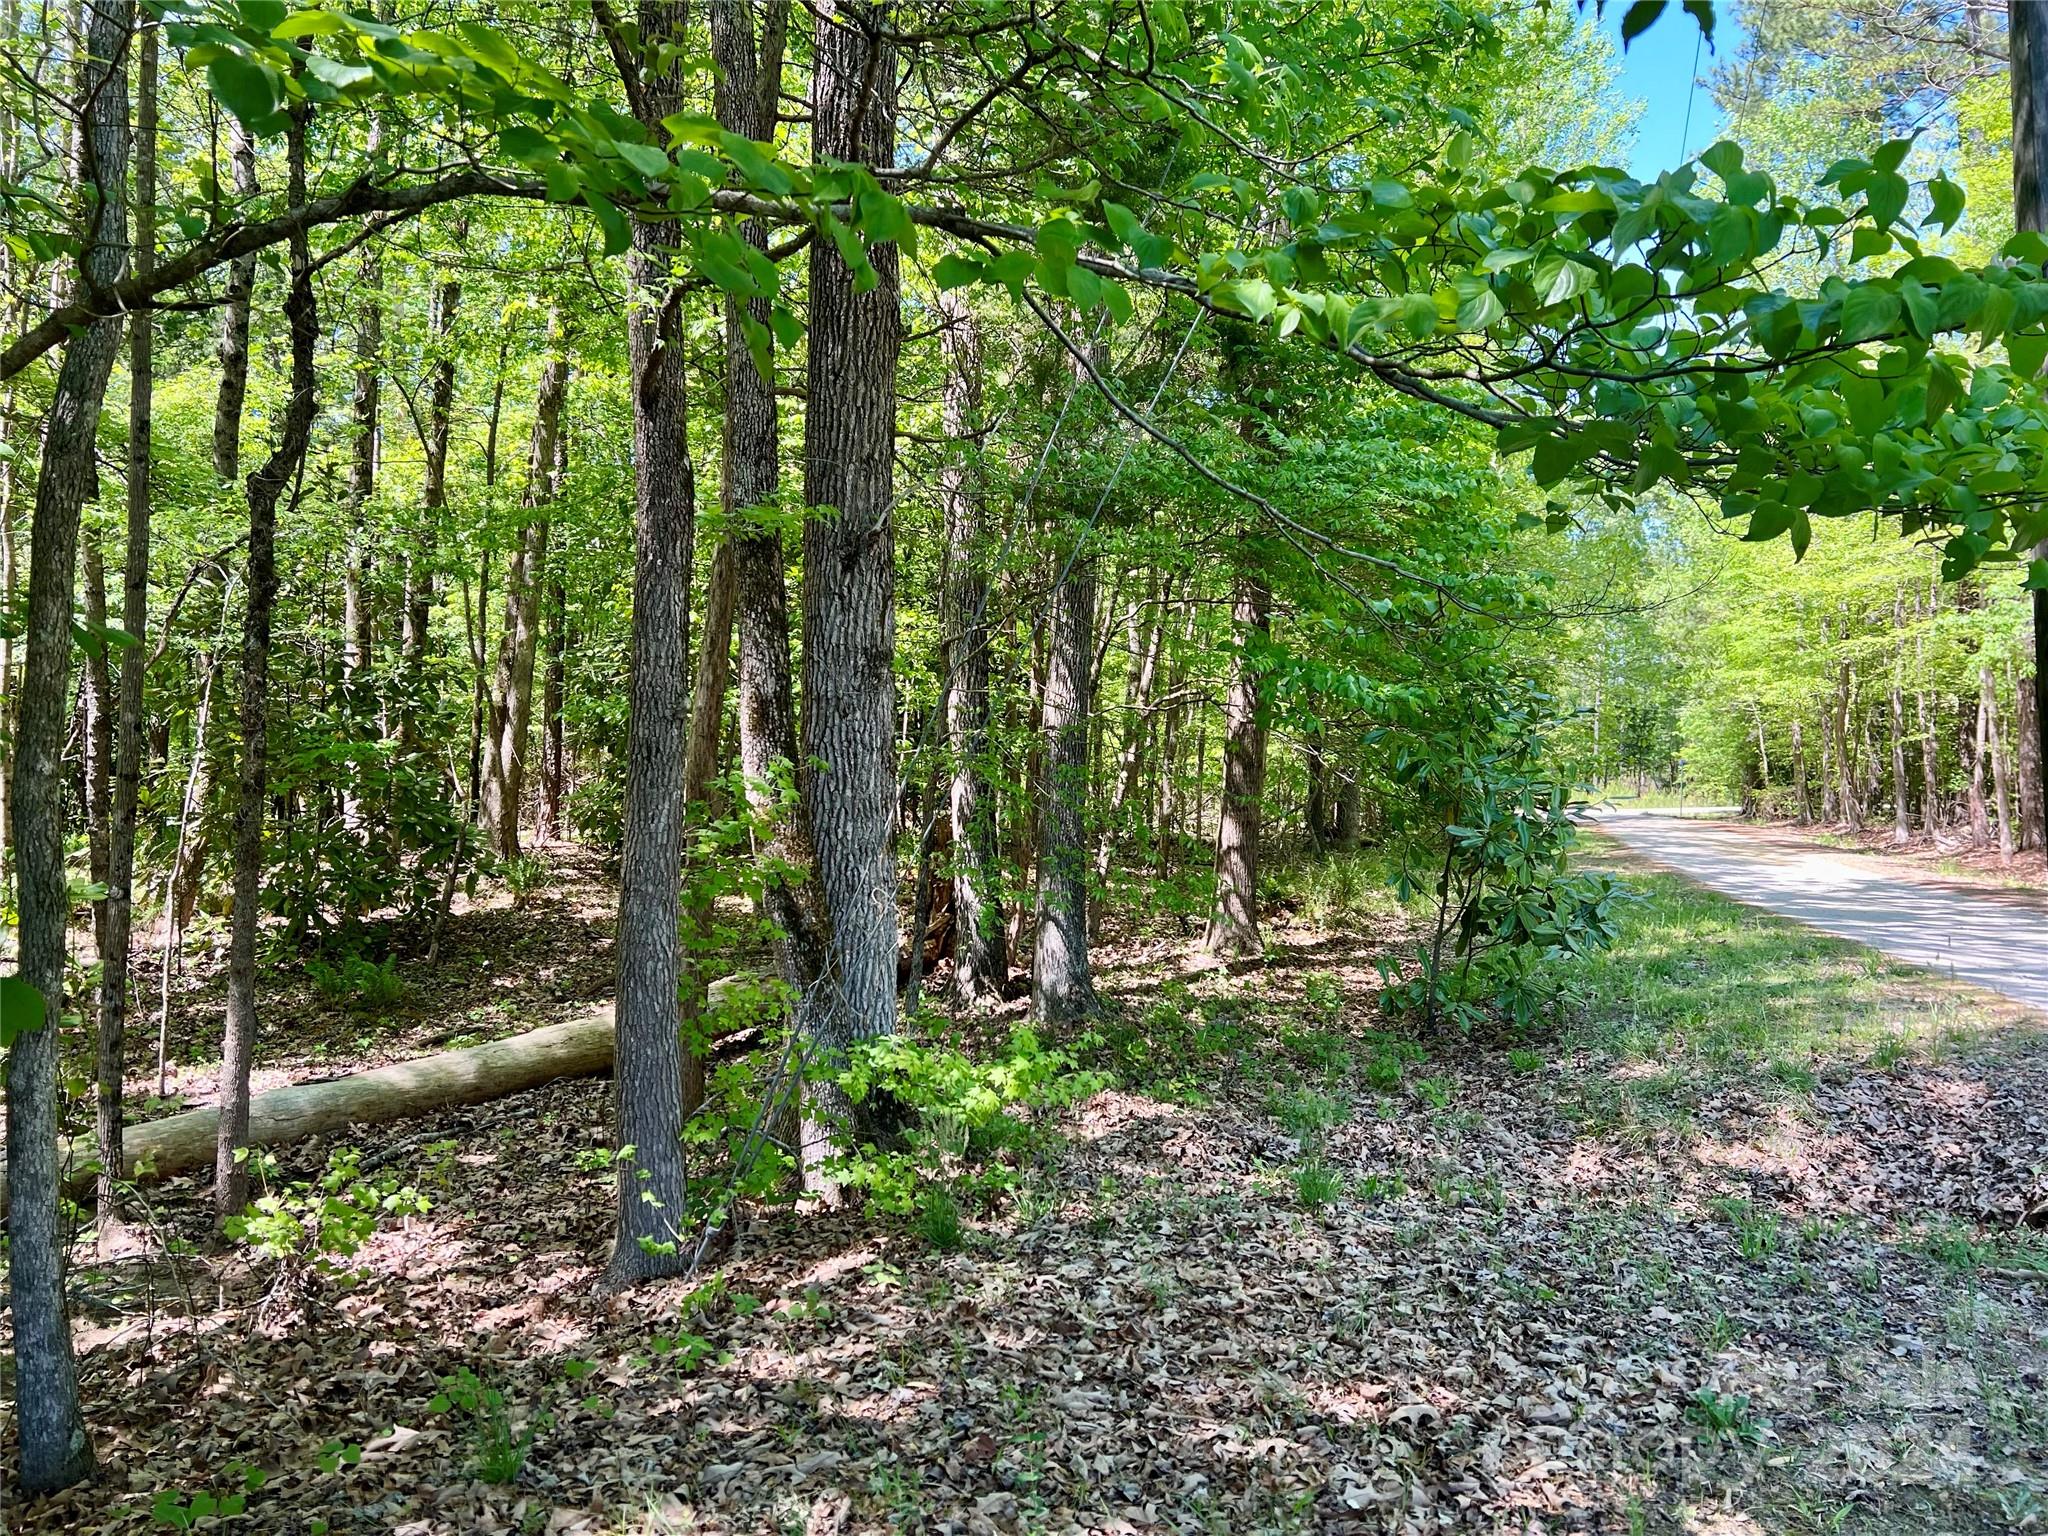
[216,113,317,1230]
[1094,572,1168,915]
[603,0,696,1289]
[2019,673,2044,850]
[480,339,566,859]
[99,15,155,1219]
[1791,716,1810,824]
[404,217,465,679]
[798,0,902,1174]
[709,0,822,1047]
[1833,656,1860,833]
[1985,665,2016,858]
[9,0,133,1491]
[464,339,510,821]
[1890,597,1910,844]
[2010,0,2048,868]
[538,574,566,842]
[1334,772,1361,851]
[1968,684,1992,845]
[679,539,738,1119]
[1033,554,1099,1022]
[1305,739,1329,852]
[82,538,112,946]
[340,215,382,836]
[1205,575,1272,956]
[211,121,257,482]
[1916,596,1942,834]
[937,289,1008,1002]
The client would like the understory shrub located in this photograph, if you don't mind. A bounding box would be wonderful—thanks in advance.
[226,1145,431,1282]
[1380,691,1621,1033]
[825,1025,1106,1224]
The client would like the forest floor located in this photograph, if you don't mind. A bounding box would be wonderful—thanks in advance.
[13,843,2048,1536]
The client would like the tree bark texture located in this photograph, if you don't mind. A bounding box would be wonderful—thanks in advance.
[1205,576,1271,955]
[605,0,696,1288]
[210,121,257,482]
[1033,555,1099,1023]
[481,342,566,859]
[216,114,318,1231]
[99,15,156,1218]
[8,0,133,1491]
[937,288,1008,1002]
[798,0,902,1167]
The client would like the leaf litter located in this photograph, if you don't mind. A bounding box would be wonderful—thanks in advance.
[12,909,2048,1535]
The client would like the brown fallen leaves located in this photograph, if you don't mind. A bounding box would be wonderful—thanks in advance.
[13,914,2048,1535]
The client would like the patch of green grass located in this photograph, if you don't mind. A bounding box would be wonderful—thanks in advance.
[1292,1158,1343,1209]
[1552,852,2022,1105]
[1711,1196,1781,1262]
[912,1188,965,1252]
[1265,1085,1348,1138]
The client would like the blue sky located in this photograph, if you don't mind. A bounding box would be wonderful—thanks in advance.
[1602,1,1749,178]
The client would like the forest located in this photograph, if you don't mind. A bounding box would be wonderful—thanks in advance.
[4,0,2048,1532]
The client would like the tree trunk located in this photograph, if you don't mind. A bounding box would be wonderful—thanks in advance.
[82,538,112,947]
[216,112,318,1230]
[679,539,737,1119]
[2019,673,2044,850]
[210,121,258,482]
[340,214,382,837]
[8,0,133,1491]
[99,17,156,1219]
[1833,657,1860,833]
[538,574,566,842]
[1969,680,1993,845]
[1305,738,1328,852]
[937,289,1009,1002]
[2010,0,2048,868]
[798,0,902,1174]
[604,0,696,1289]
[480,340,566,859]
[1791,716,1810,824]
[1033,554,1100,1022]
[404,216,465,680]
[710,0,822,1068]
[1094,573,1168,916]
[6,989,748,1215]
[1205,576,1271,956]
[1985,665,2016,858]
[1890,598,1910,844]
[1334,771,1361,850]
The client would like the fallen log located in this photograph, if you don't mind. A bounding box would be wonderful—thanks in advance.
[1,979,740,1213]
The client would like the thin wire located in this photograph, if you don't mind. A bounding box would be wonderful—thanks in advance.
[1678,24,1704,162]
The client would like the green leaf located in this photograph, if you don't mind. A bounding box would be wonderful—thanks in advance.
[0,974,45,1050]
[719,133,793,196]
[498,124,555,167]
[1619,0,1666,49]
[1927,175,1965,234]
[930,253,984,290]
[207,55,285,136]
[1865,170,1909,228]
[303,54,371,91]
[585,190,629,257]
[1838,283,1901,343]
[1454,281,1503,332]
[855,188,915,255]
[1533,255,1594,308]
[614,140,671,181]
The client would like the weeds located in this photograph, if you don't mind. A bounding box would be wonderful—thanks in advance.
[427,1368,547,1485]
[1685,1387,1765,1445]
[1292,1158,1343,1209]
